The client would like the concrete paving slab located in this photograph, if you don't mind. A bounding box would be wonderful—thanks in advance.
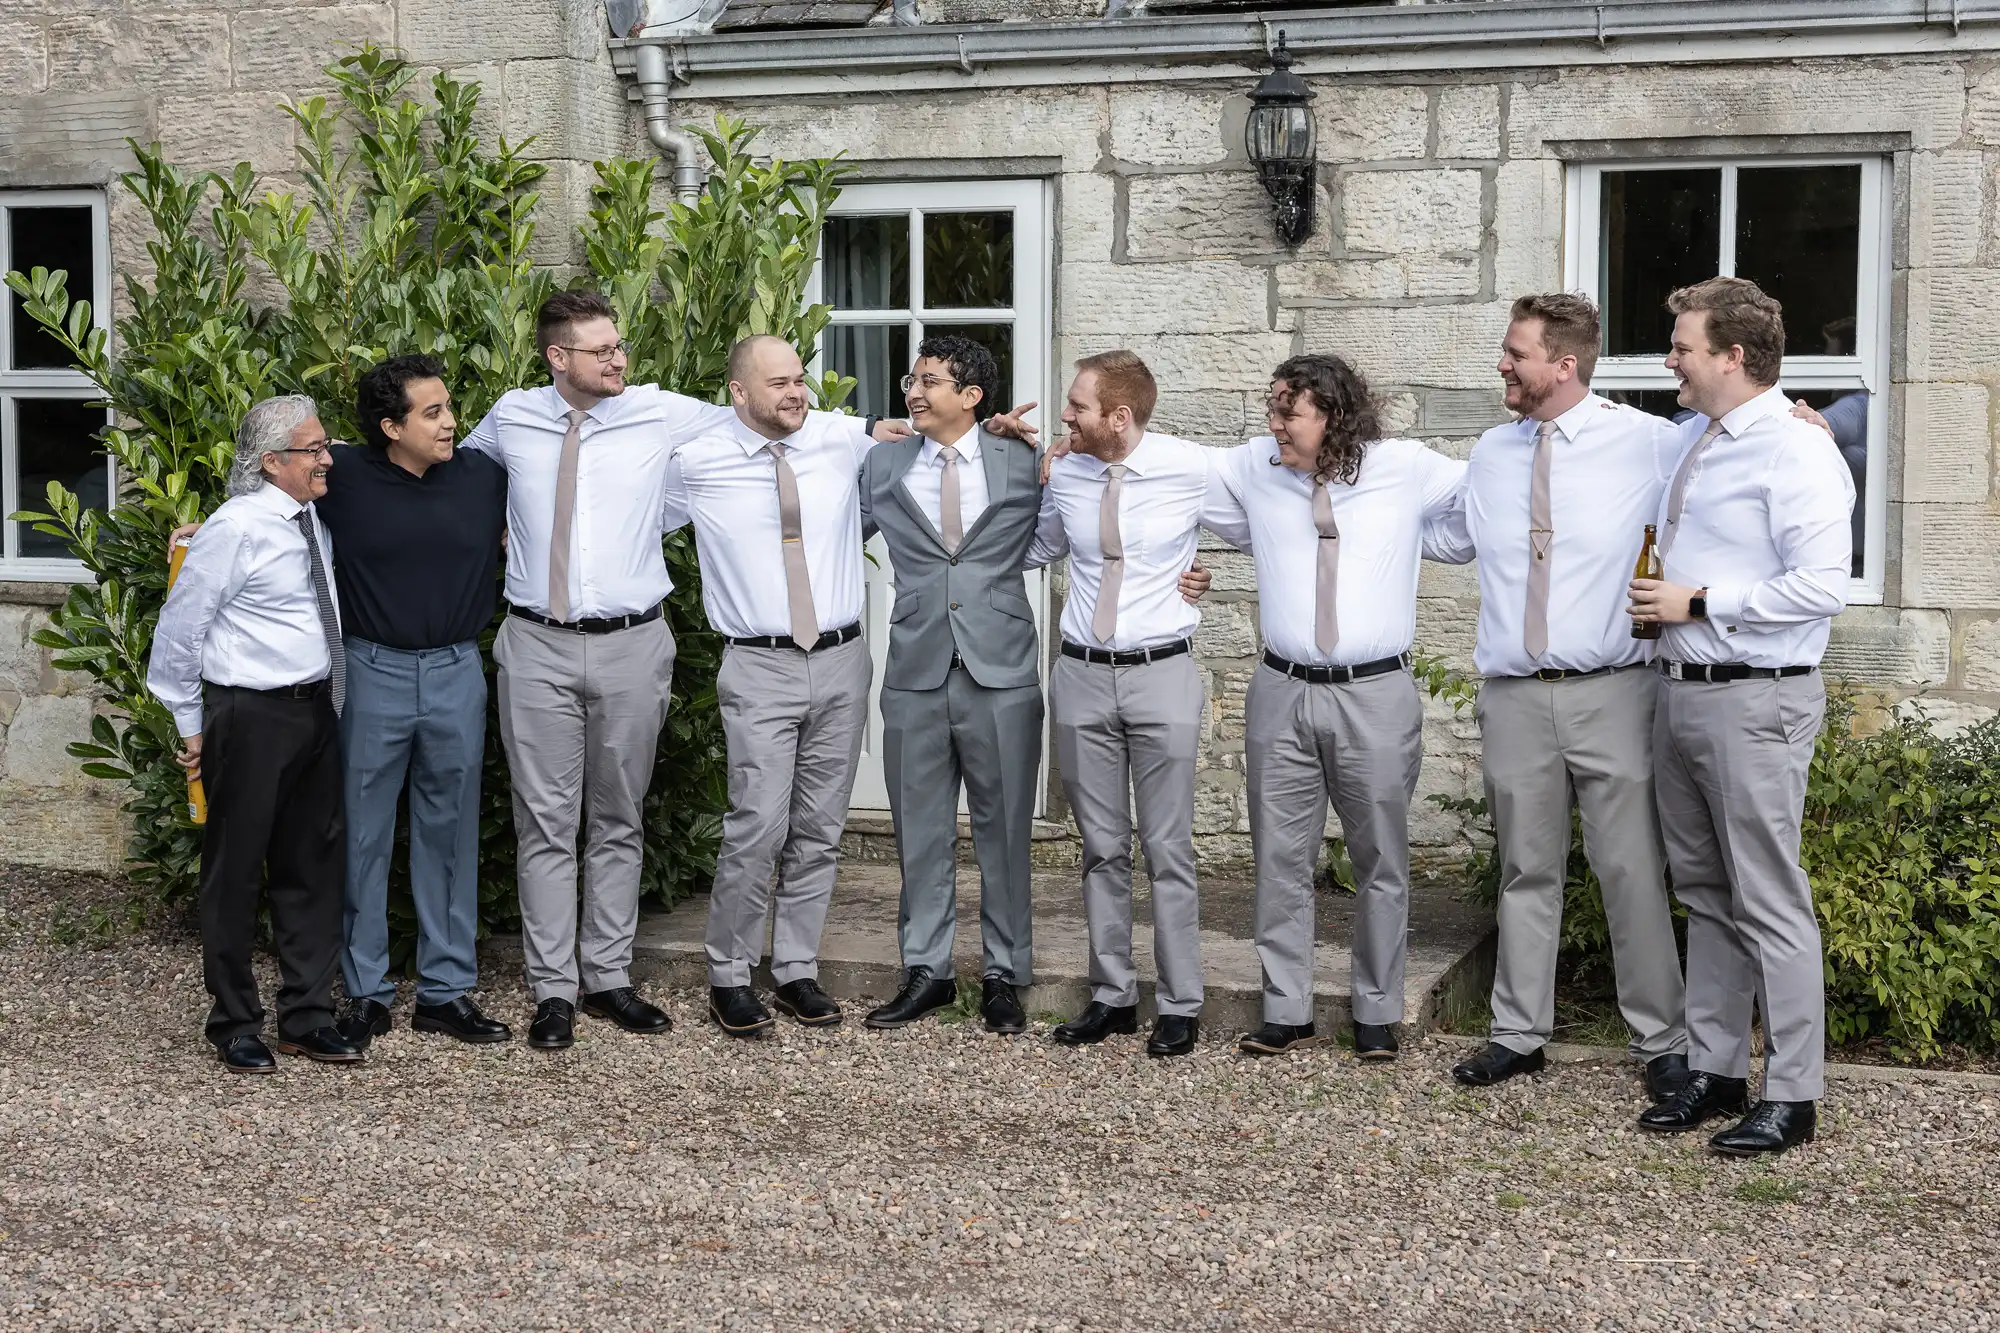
[629,863,1495,1035]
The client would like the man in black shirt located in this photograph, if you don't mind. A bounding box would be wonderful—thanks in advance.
[321,354,512,1046]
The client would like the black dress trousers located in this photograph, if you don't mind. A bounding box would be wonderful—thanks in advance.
[197,681,345,1042]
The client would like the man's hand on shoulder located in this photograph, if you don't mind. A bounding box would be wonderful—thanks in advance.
[1038,432,1073,485]
[870,417,914,444]
[1791,398,1833,439]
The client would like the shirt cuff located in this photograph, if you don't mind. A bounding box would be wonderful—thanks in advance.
[173,704,205,738]
[1703,582,1746,634]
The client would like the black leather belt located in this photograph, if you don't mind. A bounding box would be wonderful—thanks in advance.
[1061,638,1193,667]
[1506,664,1628,683]
[508,604,662,635]
[1262,649,1410,685]
[726,622,861,653]
[1659,661,1816,683]
[208,679,329,701]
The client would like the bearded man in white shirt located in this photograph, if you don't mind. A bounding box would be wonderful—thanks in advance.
[1028,350,1215,1059]
[1203,354,1466,1060]
[1436,293,1692,1103]
[1628,277,1853,1157]
[147,396,362,1073]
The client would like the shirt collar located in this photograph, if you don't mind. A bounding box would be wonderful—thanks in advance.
[248,480,310,520]
[1083,430,1156,479]
[1717,383,1792,439]
[1536,392,1605,444]
[729,413,798,458]
[921,423,982,466]
[541,383,614,426]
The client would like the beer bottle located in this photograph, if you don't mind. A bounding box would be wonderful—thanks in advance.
[1630,523,1662,641]
[167,534,208,825]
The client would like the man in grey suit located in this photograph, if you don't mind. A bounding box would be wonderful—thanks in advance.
[859,335,1048,1034]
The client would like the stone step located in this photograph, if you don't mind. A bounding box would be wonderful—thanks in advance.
[626,862,1496,1036]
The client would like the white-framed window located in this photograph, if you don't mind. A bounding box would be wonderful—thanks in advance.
[0,189,112,582]
[1564,157,1890,601]
[807,178,1053,813]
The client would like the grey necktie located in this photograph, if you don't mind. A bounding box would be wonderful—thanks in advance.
[938,445,964,553]
[292,508,344,717]
[1660,420,1724,559]
[768,441,820,648]
[548,408,585,621]
[1092,463,1128,644]
[1524,418,1556,660]
[1312,478,1340,655]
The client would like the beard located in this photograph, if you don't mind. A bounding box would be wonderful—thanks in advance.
[1508,375,1554,418]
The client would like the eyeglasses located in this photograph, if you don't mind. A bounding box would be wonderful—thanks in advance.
[272,439,339,460]
[558,340,632,363]
[901,373,965,394]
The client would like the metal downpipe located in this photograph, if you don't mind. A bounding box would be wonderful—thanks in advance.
[633,42,704,202]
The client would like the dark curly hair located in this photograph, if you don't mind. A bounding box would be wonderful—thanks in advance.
[1270,353,1382,486]
[914,333,1002,422]
[356,353,449,451]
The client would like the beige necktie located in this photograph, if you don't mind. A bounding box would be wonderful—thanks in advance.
[938,445,963,552]
[1092,463,1128,644]
[1524,418,1556,660]
[1312,479,1340,655]
[548,408,585,621]
[768,442,820,648]
[1660,421,1724,559]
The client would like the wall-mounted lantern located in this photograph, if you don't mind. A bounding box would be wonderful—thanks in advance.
[1244,31,1318,247]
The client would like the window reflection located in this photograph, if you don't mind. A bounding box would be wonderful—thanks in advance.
[14,397,109,557]
[823,215,909,311]
[923,212,1013,309]
[8,206,94,370]
[1736,166,1861,359]
[1600,170,1721,357]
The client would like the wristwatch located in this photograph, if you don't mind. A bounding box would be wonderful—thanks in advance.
[862,413,880,440]
[1689,587,1709,621]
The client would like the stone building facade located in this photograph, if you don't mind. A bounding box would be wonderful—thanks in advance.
[2,0,1998,875]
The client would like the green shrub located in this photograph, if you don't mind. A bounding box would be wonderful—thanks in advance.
[5,46,853,945]
[1437,686,2000,1060]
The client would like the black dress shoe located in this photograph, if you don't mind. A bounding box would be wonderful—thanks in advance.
[412,996,512,1044]
[580,986,673,1034]
[1636,1071,1749,1132]
[864,966,957,1029]
[1645,1052,1693,1102]
[1710,1100,1817,1157]
[1450,1042,1545,1087]
[1238,1021,1322,1056]
[215,1034,277,1074]
[709,985,776,1038]
[1353,1022,1400,1061]
[1147,1014,1199,1058]
[982,977,1027,1035]
[273,1025,365,1063]
[336,998,391,1049]
[1052,1001,1138,1046]
[773,978,843,1027]
[528,998,575,1050]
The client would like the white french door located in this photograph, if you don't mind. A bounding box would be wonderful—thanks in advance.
[809,179,1053,813]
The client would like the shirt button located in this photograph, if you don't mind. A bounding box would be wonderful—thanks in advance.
[950,602,961,610]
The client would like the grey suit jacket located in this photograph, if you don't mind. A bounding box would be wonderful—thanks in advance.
[860,425,1044,692]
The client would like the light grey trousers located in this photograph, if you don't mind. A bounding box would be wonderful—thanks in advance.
[1478,667,1686,1060]
[1051,652,1205,1016]
[880,668,1043,985]
[1655,670,1827,1103]
[494,613,675,1004]
[703,636,871,988]
[1245,662,1423,1027]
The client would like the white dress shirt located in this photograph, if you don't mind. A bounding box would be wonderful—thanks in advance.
[662,410,877,639]
[1026,432,1212,651]
[146,482,339,737]
[902,424,990,540]
[461,383,737,619]
[1434,393,1689,677]
[1204,436,1465,667]
[1659,385,1854,667]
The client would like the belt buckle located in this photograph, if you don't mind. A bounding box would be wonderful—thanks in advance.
[1534,667,1564,683]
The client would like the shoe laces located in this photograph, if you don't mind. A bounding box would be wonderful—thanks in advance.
[1734,1101,1786,1134]
[894,968,935,1001]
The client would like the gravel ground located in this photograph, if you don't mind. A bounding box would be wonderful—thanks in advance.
[2,869,1996,1333]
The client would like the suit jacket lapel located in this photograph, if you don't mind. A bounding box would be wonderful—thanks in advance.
[892,437,951,552]
[957,427,1013,551]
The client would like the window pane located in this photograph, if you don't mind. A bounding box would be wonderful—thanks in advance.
[823,323,909,421]
[14,397,109,558]
[1736,166,1862,357]
[922,212,1013,309]
[1600,170,1721,357]
[823,215,909,311]
[1793,386,1870,577]
[924,323,1014,408]
[8,206,95,370]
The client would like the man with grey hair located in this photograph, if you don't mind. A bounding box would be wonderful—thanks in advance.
[148,395,361,1073]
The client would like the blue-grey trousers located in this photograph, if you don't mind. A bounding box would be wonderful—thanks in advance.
[339,637,487,1007]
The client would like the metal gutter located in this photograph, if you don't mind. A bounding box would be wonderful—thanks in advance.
[609,0,2000,79]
